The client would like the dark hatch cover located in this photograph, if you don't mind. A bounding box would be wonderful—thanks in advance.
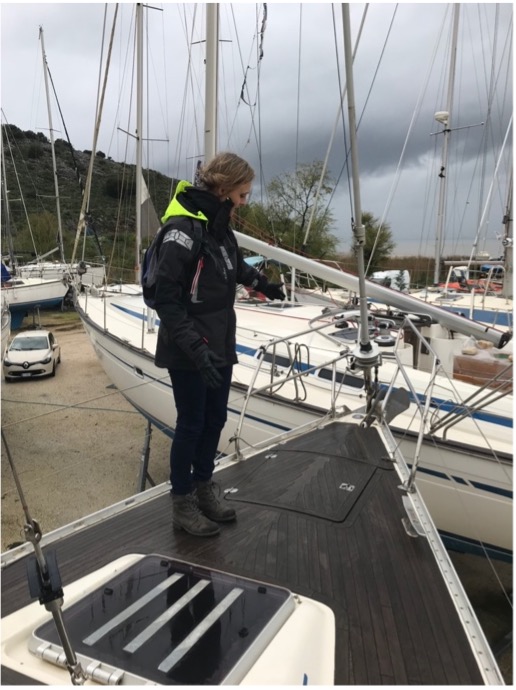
[31,554,294,685]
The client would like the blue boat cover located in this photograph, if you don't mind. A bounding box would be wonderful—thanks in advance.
[1,263,12,283]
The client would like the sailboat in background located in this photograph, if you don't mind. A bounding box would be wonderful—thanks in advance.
[410,116,513,330]
[2,27,106,320]
[0,265,69,330]
[1,139,70,330]
[407,6,512,329]
[1,4,507,685]
[1,31,76,329]
[1,30,76,330]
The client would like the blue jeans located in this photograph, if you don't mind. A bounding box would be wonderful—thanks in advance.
[168,365,233,495]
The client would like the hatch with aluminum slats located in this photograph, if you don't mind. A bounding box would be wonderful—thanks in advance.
[29,554,295,685]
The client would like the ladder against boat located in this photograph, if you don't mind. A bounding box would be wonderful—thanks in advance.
[3,554,335,685]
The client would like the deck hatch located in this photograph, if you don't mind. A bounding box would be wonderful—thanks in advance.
[227,450,376,521]
[30,554,295,685]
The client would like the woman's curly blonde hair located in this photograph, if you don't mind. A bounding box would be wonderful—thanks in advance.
[197,152,255,192]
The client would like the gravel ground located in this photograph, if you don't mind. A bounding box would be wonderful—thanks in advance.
[1,312,170,552]
[1,310,512,682]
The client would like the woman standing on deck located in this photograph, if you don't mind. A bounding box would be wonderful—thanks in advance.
[153,152,285,536]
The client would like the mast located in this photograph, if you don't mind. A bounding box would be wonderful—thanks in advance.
[502,168,513,299]
[341,5,379,397]
[71,6,119,267]
[135,3,143,283]
[204,4,219,161]
[467,116,513,270]
[39,26,65,264]
[1,130,16,270]
[433,4,460,284]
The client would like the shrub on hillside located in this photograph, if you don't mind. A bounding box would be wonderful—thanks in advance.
[104,175,136,200]
[24,130,49,144]
[2,123,25,140]
[27,143,44,159]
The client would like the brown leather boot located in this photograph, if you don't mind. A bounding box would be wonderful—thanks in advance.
[172,493,220,536]
[194,481,236,522]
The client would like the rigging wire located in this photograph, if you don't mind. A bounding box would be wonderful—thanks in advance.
[217,6,233,153]
[423,5,511,261]
[332,5,399,273]
[71,3,118,267]
[475,4,497,251]
[476,5,513,253]
[415,5,451,261]
[171,4,201,184]
[45,60,105,261]
[105,5,136,281]
[181,4,207,180]
[294,4,302,173]
[230,4,267,206]
[467,115,513,269]
[1,367,173,433]
[0,133,17,267]
[439,4,511,258]
[0,117,38,257]
[228,7,254,114]
[237,3,267,109]
[1,397,148,505]
[156,2,172,187]
[310,4,397,268]
[365,5,447,273]
[300,3,368,253]
[255,3,267,208]
[2,426,87,683]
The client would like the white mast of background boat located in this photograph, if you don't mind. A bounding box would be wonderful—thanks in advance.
[0,129,17,271]
[204,4,219,161]
[466,117,513,275]
[501,167,513,299]
[134,3,164,280]
[432,4,460,285]
[70,6,119,269]
[39,26,65,265]
[134,3,143,283]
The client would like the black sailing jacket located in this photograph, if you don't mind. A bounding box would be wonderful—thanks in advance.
[153,181,263,370]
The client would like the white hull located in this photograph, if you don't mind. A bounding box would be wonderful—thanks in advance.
[2,277,69,311]
[17,261,106,288]
[76,289,512,558]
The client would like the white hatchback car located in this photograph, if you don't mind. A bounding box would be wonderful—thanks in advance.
[3,329,61,382]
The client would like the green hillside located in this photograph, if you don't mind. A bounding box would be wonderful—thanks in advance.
[2,124,444,288]
[1,123,176,281]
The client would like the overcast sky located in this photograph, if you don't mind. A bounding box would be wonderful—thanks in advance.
[1,2,513,258]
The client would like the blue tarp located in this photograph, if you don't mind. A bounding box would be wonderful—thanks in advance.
[1,263,12,283]
[481,264,503,274]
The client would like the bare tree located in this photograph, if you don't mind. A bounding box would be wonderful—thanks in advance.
[239,161,339,259]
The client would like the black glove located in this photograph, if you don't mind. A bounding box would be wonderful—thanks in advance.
[261,281,286,301]
[193,348,224,388]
